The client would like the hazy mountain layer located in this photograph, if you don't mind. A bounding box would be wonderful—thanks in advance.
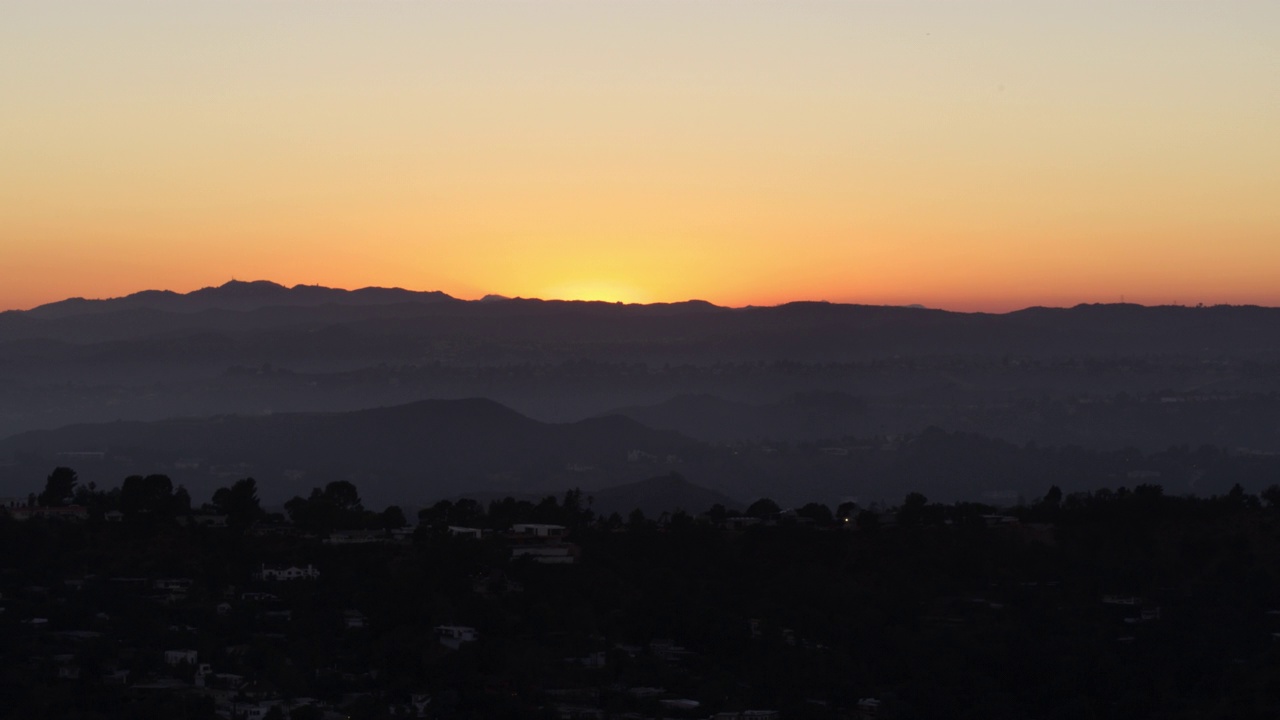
[2,281,1279,458]
[0,399,696,508]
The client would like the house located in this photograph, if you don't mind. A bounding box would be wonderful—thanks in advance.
[435,625,478,650]
[153,578,193,593]
[164,649,198,666]
[980,514,1019,528]
[720,517,761,531]
[344,610,367,629]
[53,654,81,680]
[448,526,484,539]
[650,638,693,662]
[511,523,566,538]
[256,564,320,581]
[190,514,228,528]
[567,651,606,669]
[857,698,882,719]
[508,524,577,564]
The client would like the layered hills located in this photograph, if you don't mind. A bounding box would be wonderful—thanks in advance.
[0,398,696,507]
[3,281,1280,506]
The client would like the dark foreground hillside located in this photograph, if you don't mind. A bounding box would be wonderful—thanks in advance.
[4,480,1280,719]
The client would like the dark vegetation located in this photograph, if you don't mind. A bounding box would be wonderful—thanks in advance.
[6,467,1280,718]
[5,404,1280,508]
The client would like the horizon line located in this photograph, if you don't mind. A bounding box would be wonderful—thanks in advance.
[5,279,1278,316]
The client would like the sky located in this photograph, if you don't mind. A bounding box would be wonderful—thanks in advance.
[2,1,1278,312]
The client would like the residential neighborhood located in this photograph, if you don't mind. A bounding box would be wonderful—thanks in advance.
[3,471,1280,718]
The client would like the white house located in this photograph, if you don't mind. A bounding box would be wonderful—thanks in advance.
[164,649,198,666]
[154,578,193,592]
[435,625,479,650]
[511,523,566,538]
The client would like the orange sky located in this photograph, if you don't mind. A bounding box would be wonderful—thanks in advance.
[3,1,1279,312]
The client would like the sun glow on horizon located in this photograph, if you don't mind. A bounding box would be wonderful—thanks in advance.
[2,1,1279,313]
[539,280,651,305]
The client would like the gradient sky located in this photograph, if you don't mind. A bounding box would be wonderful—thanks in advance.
[3,1,1278,312]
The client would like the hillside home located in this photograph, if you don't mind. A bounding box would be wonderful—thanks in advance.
[511,523,566,538]
[153,578,193,593]
[435,625,478,650]
[164,649,197,666]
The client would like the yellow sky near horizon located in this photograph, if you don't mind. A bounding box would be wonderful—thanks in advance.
[3,1,1279,312]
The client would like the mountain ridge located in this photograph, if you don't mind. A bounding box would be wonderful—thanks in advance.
[15,280,458,319]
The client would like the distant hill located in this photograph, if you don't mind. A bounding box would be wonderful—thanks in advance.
[0,399,698,507]
[608,392,872,443]
[4,281,1280,460]
[589,473,742,517]
[5,283,1280,361]
[19,280,457,318]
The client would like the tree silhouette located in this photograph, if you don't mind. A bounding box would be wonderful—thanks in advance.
[322,480,363,511]
[119,474,178,517]
[898,492,929,527]
[38,467,77,507]
[380,505,407,530]
[210,478,264,528]
[797,502,833,525]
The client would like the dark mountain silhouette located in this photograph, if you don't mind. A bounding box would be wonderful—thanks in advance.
[17,280,456,319]
[4,281,1280,459]
[0,399,698,507]
[5,283,1280,360]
